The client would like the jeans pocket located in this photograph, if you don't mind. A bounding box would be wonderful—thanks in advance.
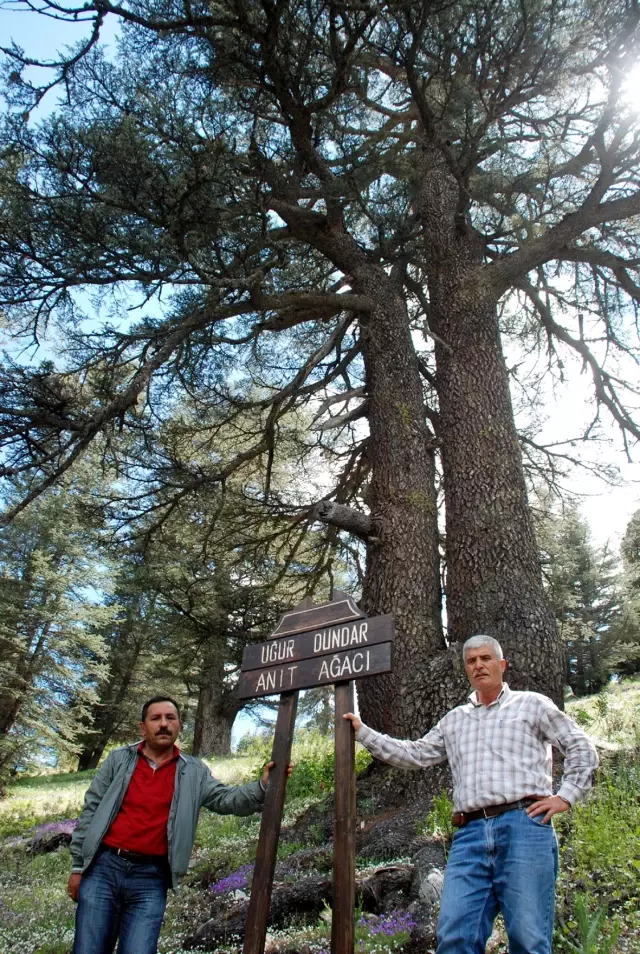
[523,809,553,828]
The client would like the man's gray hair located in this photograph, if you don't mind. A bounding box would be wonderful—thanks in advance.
[462,634,504,660]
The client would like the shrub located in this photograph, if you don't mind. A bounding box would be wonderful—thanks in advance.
[417,789,455,852]
[559,894,620,954]
[248,729,337,803]
[573,709,592,728]
[555,754,640,948]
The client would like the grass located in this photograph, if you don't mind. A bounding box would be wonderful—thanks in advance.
[0,738,338,954]
[553,753,640,952]
[0,773,95,842]
[566,679,640,749]
[1,687,639,953]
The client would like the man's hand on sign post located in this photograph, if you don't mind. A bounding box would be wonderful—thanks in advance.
[342,712,362,732]
[261,761,294,787]
[525,795,571,824]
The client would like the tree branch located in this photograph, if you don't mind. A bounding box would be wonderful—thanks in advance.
[488,191,640,294]
[517,275,640,449]
[313,501,375,540]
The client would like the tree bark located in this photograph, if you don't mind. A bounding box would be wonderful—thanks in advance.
[270,207,449,737]
[192,641,242,757]
[354,272,447,736]
[414,147,564,703]
[77,746,101,773]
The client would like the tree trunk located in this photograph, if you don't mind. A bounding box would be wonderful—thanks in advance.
[0,621,50,736]
[77,737,110,771]
[271,209,454,738]
[414,147,564,704]
[316,687,333,735]
[353,271,450,736]
[192,643,241,757]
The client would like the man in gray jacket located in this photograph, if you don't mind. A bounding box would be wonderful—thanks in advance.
[68,694,285,954]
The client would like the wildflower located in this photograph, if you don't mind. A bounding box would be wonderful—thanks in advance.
[33,819,78,838]
[357,909,417,937]
[209,863,254,895]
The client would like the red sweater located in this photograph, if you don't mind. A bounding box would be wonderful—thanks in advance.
[103,743,180,856]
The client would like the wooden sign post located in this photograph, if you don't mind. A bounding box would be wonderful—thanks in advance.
[238,592,394,954]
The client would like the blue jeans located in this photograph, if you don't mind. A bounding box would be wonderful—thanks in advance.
[73,849,169,954]
[436,808,559,954]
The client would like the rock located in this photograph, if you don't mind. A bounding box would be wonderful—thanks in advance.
[409,840,447,904]
[380,888,408,912]
[229,889,249,901]
[29,831,73,855]
[418,867,444,906]
[357,811,418,860]
[406,900,439,953]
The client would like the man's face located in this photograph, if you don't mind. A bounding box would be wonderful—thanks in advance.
[464,645,507,697]
[139,701,181,750]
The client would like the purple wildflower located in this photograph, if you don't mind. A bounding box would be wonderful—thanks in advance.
[357,909,417,937]
[210,863,254,895]
[33,819,78,838]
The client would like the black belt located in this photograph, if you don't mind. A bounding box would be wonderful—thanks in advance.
[451,796,543,827]
[101,844,168,865]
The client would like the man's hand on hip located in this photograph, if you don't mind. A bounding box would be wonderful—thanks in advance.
[526,795,571,824]
[67,872,82,902]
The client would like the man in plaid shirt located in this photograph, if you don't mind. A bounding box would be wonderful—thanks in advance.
[344,634,598,954]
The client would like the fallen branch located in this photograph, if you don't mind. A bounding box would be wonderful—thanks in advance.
[186,865,414,949]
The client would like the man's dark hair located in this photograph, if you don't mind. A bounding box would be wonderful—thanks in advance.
[141,695,181,722]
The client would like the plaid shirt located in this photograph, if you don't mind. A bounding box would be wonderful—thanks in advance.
[356,683,598,812]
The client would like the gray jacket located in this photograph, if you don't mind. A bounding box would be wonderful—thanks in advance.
[70,743,265,888]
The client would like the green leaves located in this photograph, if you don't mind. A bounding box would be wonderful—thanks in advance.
[562,894,621,954]
[0,471,116,783]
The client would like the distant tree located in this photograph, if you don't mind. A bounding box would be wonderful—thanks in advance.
[1,0,640,738]
[297,687,335,736]
[148,541,272,758]
[142,486,348,756]
[609,509,640,678]
[621,511,640,590]
[71,397,352,763]
[536,500,622,694]
[74,541,167,770]
[0,477,113,781]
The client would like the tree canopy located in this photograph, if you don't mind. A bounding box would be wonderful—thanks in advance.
[1,0,639,736]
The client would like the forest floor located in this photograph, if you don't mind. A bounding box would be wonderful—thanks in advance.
[0,681,638,954]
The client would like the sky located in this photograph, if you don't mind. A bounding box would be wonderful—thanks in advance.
[1,1,638,554]
[1,5,121,63]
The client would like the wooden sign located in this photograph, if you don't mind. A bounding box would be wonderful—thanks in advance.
[241,614,393,672]
[268,595,363,638]
[237,641,392,698]
[241,593,394,954]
